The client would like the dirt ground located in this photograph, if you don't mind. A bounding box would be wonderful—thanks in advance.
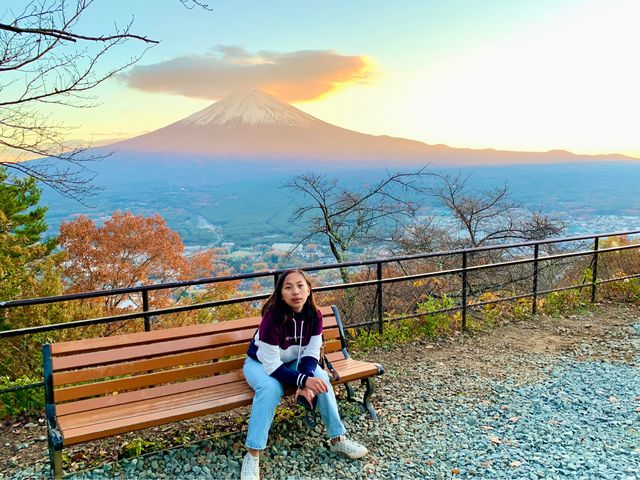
[1,301,638,477]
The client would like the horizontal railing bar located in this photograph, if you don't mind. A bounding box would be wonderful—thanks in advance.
[377,243,640,285]
[344,320,378,329]
[2,229,639,310]
[0,271,275,308]
[468,292,535,308]
[348,303,467,329]
[2,283,386,338]
[537,283,599,296]
[0,381,44,396]
[384,305,463,324]
[596,273,640,285]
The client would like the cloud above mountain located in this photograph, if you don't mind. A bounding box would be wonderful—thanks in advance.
[122,46,375,102]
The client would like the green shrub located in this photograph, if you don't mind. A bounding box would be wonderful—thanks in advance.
[541,289,589,317]
[349,295,457,352]
[0,376,44,418]
[416,294,457,336]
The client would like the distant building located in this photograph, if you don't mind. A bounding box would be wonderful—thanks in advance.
[264,250,287,264]
[228,250,257,260]
[271,242,296,252]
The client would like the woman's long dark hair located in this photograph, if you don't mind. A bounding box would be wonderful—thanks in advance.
[261,269,320,326]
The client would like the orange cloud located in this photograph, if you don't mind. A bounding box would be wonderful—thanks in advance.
[121,46,375,102]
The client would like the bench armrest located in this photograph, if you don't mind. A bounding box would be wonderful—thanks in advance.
[330,305,351,359]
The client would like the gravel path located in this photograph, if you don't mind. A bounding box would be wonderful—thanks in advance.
[6,306,640,479]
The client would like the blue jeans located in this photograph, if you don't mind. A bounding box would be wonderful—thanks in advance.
[243,357,347,450]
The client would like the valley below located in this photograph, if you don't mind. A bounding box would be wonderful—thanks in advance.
[41,159,640,251]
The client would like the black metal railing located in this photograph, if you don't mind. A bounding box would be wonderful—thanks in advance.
[1,228,640,396]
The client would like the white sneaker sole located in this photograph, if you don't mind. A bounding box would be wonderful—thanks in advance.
[331,447,369,459]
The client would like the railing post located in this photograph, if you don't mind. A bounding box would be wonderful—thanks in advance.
[532,243,539,315]
[273,272,279,289]
[461,252,467,331]
[376,262,383,334]
[142,290,151,331]
[591,237,599,303]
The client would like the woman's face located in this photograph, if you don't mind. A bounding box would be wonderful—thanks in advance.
[280,272,310,313]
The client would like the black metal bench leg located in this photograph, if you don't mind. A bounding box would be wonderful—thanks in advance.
[47,435,63,480]
[53,449,63,480]
[344,382,357,402]
[361,378,378,420]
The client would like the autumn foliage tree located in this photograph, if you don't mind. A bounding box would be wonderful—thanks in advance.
[59,212,207,309]
[2,211,239,377]
[61,212,189,297]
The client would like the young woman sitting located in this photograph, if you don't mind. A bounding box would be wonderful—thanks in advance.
[241,269,368,480]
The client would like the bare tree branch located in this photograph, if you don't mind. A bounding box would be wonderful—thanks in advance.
[392,171,566,306]
[179,0,213,11]
[0,23,159,44]
[285,167,431,282]
[0,0,211,199]
[429,172,564,249]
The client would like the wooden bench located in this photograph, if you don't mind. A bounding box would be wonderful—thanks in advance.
[43,305,384,478]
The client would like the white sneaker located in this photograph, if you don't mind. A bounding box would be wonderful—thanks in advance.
[329,436,368,459]
[241,452,260,480]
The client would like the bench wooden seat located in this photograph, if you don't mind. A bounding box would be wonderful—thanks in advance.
[43,305,383,478]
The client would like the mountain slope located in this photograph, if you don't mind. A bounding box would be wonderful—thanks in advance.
[111,90,634,164]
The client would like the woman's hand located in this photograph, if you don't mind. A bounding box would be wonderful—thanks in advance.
[304,376,329,395]
[294,386,315,405]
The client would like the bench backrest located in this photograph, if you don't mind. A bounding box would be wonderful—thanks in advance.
[43,305,346,410]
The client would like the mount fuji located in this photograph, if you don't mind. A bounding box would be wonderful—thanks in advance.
[109,90,632,164]
[111,90,442,161]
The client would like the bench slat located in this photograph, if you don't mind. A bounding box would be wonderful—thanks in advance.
[324,339,342,354]
[322,328,341,341]
[325,351,347,361]
[51,316,261,356]
[329,359,382,383]
[52,328,257,371]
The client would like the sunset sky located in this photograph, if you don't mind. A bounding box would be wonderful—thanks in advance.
[5,0,639,158]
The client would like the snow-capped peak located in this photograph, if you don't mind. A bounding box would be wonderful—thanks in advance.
[179,90,325,127]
